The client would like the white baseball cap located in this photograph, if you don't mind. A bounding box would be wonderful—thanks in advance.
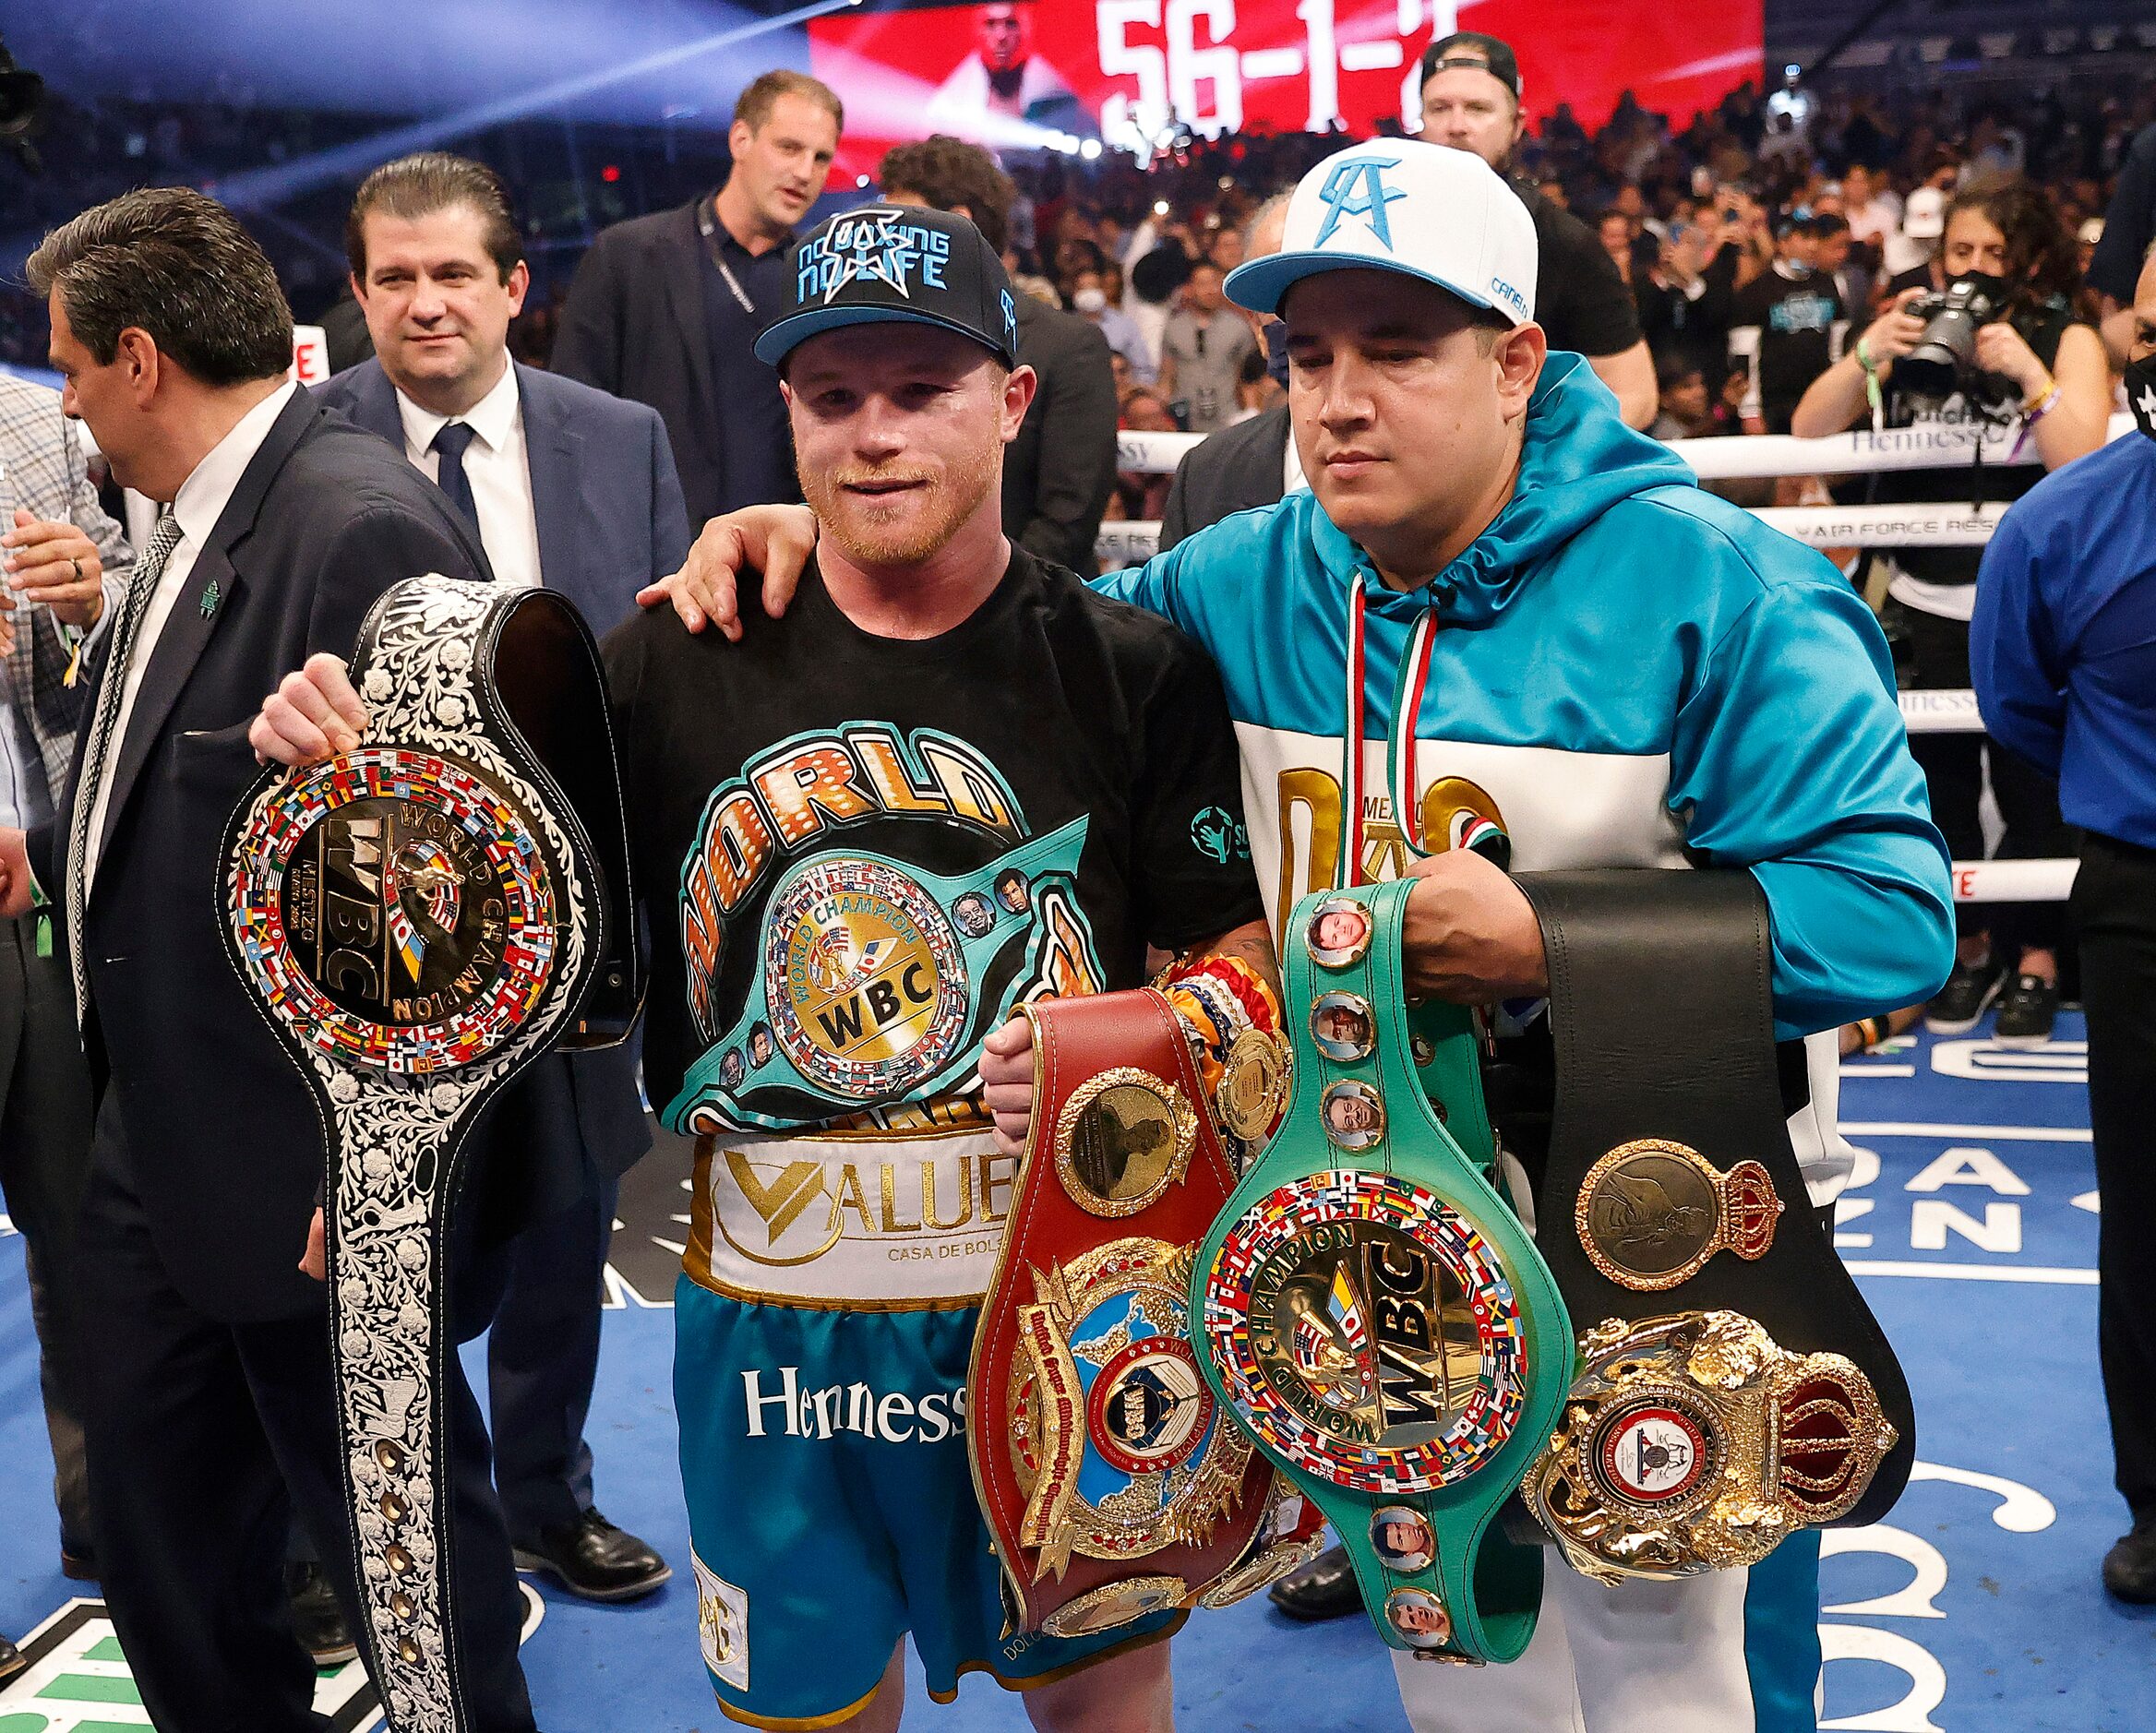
[1224,139,1537,324]
[1902,185,1946,240]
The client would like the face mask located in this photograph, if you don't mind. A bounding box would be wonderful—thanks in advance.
[1264,317,1291,388]
[2127,354,2156,443]
[1072,286,1107,315]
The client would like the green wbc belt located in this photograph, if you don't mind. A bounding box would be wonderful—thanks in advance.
[1192,878,1573,1665]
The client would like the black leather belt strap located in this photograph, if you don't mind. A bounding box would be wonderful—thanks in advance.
[1515,870,1913,1566]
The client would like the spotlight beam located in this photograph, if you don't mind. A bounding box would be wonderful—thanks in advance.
[207,0,861,212]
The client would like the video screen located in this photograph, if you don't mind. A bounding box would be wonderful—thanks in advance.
[808,0,1763,157]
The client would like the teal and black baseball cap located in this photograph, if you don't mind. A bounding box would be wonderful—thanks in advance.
[754,204,1022,369]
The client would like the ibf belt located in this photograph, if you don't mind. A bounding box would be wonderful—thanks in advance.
[666,818,1095,1133]
[1194,880,1574,1665]
[687,1127,1017,1308]
[1513,871,1909,1584]
[966,989,1309,1641]
[223,577,639,1733]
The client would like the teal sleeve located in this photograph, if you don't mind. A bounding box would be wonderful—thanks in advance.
[1090,550,1187,627]
[1669,572,1956,1039]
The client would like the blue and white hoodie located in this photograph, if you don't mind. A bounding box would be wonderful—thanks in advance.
[1097,353,1955,1178]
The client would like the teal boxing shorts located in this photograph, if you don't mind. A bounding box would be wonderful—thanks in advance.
[674,1275,1183,1728]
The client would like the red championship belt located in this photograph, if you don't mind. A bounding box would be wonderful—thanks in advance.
[966,988,1314,1639]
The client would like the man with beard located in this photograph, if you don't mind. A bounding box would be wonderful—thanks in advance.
[641,140,1953,1733]
[249,204,1273,1731]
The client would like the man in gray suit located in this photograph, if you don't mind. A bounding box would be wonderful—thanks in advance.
[323,151,688,1604]
[0,370,133,1671]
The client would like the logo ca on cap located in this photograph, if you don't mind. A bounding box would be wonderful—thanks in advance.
[1225,139,1537,326]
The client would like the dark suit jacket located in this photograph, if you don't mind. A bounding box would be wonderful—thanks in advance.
[552,202,749,531]
[315,358,683,1189]
[1157,402,1290,551]
[316,359,691,634]
[1007,295,1119,575]
[30,390,499,1321]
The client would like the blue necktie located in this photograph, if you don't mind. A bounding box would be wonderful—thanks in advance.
[430,421,479,530]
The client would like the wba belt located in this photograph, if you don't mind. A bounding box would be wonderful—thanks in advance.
[1514,871,1910,1584]
[1194,880,1574,1665]
[966,988,1319,1641]
[223,576,639,1733]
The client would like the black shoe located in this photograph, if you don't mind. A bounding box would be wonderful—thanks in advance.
[512,1509,671,1603]
[60,1546,100,1583]
[1992,974,2058,1046]
[2102,1517,2156,1604]
[0,1632,24,1684]
[1266,1541,1362,1622]
[288,1560,358,1668]
[1924,955,2007,1034]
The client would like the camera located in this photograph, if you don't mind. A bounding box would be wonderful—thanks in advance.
[1898,277,2003,404]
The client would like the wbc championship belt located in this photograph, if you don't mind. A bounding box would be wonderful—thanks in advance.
[222,576,640,1733]
[1513,871,1910,1584]
[966,988,1320,1640]
[1193,879,1574,1665]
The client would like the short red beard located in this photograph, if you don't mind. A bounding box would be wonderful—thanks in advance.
[804,445,998,568]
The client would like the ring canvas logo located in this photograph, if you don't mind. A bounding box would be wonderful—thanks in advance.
[0,1588,541,1730]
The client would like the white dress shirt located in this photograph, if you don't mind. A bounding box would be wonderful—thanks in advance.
[395,362,542,590]
[83,379,296,892]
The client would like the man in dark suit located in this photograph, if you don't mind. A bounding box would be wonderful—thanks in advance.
[1157,400,1290,551]
[552,70,842,530]
[325,150,685,1601]
[878,137,1119,575]
[0,188,537,1732]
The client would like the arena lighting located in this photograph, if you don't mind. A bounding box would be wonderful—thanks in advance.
[205,0,860,212]
[1079,137,1102,160]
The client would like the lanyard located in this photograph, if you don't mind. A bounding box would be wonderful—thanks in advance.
[697,197,759,317]
[1338,581,1440,889]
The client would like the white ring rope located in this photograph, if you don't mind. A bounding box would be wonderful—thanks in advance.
[1097,503,2006,564]
[1111,414,2133,483]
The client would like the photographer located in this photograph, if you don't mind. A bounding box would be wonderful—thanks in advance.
[1793,175,2110,1043]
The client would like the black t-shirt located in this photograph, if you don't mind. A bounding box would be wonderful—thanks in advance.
[1517,185,1644,360]
[1731,264,1847,434]
[603,544,1266,1137]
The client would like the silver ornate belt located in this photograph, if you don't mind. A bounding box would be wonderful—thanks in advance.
[222,575,639,1732]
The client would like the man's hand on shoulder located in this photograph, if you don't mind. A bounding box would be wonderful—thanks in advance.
[249,654,370,767]
[635,504,819,639]
[1400,849,1548,1003]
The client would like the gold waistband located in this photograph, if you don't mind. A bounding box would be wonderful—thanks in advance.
[686,1129,1020,1311]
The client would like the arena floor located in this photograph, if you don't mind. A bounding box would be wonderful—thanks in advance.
[2,1012,2150,1732]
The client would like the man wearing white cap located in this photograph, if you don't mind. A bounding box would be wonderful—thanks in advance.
[1882,184,1947,286]
[650,139,1954,1732]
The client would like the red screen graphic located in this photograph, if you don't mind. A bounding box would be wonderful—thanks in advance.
[809,1,1763,167]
